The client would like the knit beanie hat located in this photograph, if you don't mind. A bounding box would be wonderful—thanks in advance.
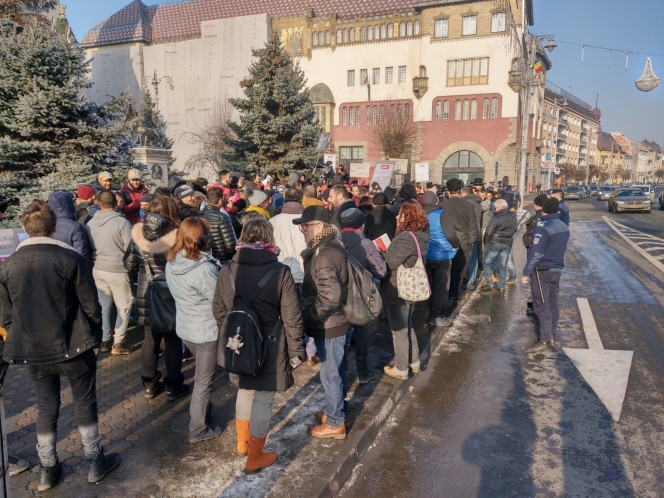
[422,191,439,205]
[340,208,365,229]
[399,183,417,200]
[247,188,268,206]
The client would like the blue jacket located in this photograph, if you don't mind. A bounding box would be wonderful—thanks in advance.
[426,208,456,261]
[523,212,570,276]
[558,201,570,226]
[47,191,91,266]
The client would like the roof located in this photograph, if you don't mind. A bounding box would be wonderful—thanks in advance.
[82,0,419,47]
[597,131,620,152]
[310,83,335,104]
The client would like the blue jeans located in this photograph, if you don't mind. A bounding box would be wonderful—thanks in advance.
[483,244,511,290]
[466,241,479,283]
[314,335,349,428]
[507,248,516,279]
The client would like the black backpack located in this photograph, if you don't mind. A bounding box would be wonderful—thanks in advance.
[217,262,282,376]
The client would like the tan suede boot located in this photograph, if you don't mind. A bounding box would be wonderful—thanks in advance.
[244,435,277,474]
[235,419,250,456]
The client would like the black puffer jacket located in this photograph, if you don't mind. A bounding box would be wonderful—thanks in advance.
[123,213,177,326]
[196,205,237,262]
[483,210,518,247]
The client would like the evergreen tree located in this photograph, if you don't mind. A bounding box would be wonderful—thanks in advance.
[224,33,322,177]
[139,88,173,150]
[0,20,137,225]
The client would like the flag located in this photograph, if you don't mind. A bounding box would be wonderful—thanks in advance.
[364,73,369,85]
[533,61,544,74]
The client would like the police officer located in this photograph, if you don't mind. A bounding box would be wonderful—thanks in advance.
[522,194,548,315]
[522,198,570,353]
[548,189,570,226]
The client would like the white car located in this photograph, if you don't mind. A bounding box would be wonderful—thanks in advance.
[632,184,654,202]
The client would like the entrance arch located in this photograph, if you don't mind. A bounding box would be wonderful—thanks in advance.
[433,141,493,184]
[442,150,485,183]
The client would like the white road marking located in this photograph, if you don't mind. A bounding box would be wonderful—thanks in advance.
[603,216,664,276]
[576,298,604,349]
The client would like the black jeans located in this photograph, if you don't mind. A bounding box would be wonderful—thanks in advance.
[353,323,373,378]
[141,326,184,385]
[530,270,561,342]
[449,243,473,299]
[28,349,101,466]
[425,259,453,317]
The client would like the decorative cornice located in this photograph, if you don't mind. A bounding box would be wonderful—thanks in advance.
[461,9,479,17]
[434,13,450,20]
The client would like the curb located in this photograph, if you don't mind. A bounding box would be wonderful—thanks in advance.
[311,290,476,498]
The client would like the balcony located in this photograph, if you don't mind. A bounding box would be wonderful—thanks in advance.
[558,118,568,126]
[557,134,567,141]
[412,76,428,99]
[557,148,566,155]
[581,137,588,143]
[581,125,589,132]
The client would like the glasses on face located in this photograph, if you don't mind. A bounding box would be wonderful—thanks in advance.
[299,223,316,232]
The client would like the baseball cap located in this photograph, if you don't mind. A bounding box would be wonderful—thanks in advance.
[174,185,195,200]
[98,171,113,182]
[127,168,141,180]
[77,185,95,200]
[292,206,330,225]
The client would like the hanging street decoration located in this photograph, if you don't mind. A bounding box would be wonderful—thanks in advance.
[635,58,660,92]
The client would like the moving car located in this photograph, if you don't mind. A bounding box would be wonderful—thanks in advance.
[598,186,615,200]
[607,188,652,214]
[632,184,655,202]
[565,186,584,200]
[590,184,598,195]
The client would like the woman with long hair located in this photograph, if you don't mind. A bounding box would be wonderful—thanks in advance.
[124,196,188,401]
[381,200,430,380]
[165,218,222,443]
[213,219,304,473]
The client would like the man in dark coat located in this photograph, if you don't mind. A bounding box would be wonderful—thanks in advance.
[328,185,356,230]
[522,194,548,315]
[480,199,518,294]
[461,186,483,290]
[0,201,120,491]
[388,183,417,214]
[121,168,149,225]
[364,192,397,241]
[47,191,91,266]
[196,187,237,262]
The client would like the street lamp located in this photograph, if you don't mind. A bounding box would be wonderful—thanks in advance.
[518,33,555,203]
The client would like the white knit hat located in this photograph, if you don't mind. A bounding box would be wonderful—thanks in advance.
[247,189,268,206]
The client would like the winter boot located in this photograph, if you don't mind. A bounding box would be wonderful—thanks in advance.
[87,449,121,484]
[141,372,164,400]
[37,459,62,492]
[244,435,277,474]
[236,419,250,456]
[164,374,189,402]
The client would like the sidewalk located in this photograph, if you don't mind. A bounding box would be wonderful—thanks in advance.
[5,292,474,497]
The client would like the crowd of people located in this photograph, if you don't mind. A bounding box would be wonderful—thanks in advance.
[0,166,570,490]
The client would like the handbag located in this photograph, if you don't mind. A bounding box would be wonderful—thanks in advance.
[144,254,176,333]
[396,231,431,302]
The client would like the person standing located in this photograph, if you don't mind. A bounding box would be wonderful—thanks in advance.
[213,219,304,473]
[196,187,237,262]
[549,189,570,226]
[522,194,548,315]
[123,197,188,401]
[522,198,570,352]
[461,186,483,290]
[328,185,356,230]
[381,201,430,380]
[121,169,149,225]
[47,191,91,266]
[302,185,325,208]
[0,201,120,491]
[85,191,133,355]
[364,192,397,241]
[292,206,350,439]
[480,200,518,295]
[166,218,222,443]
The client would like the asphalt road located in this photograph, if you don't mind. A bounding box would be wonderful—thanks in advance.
[344,195,664,498]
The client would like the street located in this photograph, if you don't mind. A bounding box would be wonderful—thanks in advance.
[344,194,664,498]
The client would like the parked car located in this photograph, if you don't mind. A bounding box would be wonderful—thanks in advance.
[565,186,584,200]
[659,189,664,210]
[598,186,615,200]
[632,184,655,202]
[589,184,598,195]
[608,188,652,214]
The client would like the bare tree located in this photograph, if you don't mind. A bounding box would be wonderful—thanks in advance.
[654,169,664,182]
[366,103,418,159]
[622,170,632,181]
[181,100,236,174]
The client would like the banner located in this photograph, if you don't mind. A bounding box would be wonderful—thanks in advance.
[415,162,429,182]
[350,163,371,178]
[389,158,409,174]
[0,229,27,260]
[370,162,395,191]
[316,133,330,152]
[323,154,337,170]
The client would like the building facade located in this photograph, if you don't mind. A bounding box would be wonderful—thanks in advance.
[82,0,544,184]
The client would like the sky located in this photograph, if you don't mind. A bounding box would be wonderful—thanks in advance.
[64,0,664,145]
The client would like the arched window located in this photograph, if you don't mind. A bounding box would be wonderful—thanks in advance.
[343,29,349,43]
[350,28,355,42]
[483,98,490,119]
[400,22,406,37]
[443,150,485,171]
[414,20,420,35]
[404,103,410,122]
[361,26,367,41]
[319,32,325,45]
[471,99,477,120]
[407,21,413,36]
[380,25,387,39]
[389,104,395,123]
[342,107,348,126]
[491,97,499,119]
[336,29,342,42]
[366,106,371,126]
[463,99,470,120]
[349,106,355,126]
[397,104,403,124]
[356,107,361,126]
[388,23,394,38]
[435,101,442,122]
[321,106,326,127]
[312,32,318,46]
[443,100,450,121]
[325,31,331,45]
[368,25,373,41]
[455,100,461,121]
[419,65,427,78]
[379,105,385,125]
[373,105,378,125]
[375,25,380,39]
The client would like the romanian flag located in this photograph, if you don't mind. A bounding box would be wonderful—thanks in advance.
[533,61,544,74]
[364,73,369,85]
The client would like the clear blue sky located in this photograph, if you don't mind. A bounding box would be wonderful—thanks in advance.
[65,0,663,144]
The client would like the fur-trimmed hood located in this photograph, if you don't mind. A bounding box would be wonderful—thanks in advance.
[132,223,177,255]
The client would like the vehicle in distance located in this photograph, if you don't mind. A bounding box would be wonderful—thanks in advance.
[632,184,654,202]
[565,186,584,200]
[598,186,615,200]
[590,184,598,195]
[659,189,664,211]
[608,188,652,214]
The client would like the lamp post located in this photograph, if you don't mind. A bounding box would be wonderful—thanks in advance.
[518,34,556,201]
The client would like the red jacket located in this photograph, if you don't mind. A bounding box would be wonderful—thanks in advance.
[121,183,149,224]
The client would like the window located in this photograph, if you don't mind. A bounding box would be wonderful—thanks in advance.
[325,31,331,45]
[407,21,413,36]
[349,106,355,126]
[448,57,489,86]
[343,29,348,43]
[463,99,469,120]
[471,99,477,120]
[414,21,420,35]
[342,107,348,126]
[491,97,499,119]
[381,24,387,39]
[361,26,367,41]
[347,70,355,86]
[312,32,318,46]
[368,25,373,41]
[356,107,361,127]
[443,100,450,121]
[443,150,485,170]
[464,59,472,77]
[366,106,371,125]
[397,104,403,124]
[472,58,480,77]
[404,103,410,122]
[434,19,449,38]
[372,68,380,85]
[398,65,407,83]
[350,28,355,42]
[491,12,506,32]
[374,25,380,40]
[419,65,427,78]
[373,105,378,125]
[390,104,395,123]
[483,98,490,119]
[480,57,489,76]
[379,105,385,124]
[337,29,342,42]
[448,60,455,78]
[455,100,461,121]
[400,22,406,37]
[462,15,477,36]
[339,146,364,165]
[321,106,326,128]
[360,69,368,85]
[385,66,393,84]
[435,101,442,122]
[388,23,394,38]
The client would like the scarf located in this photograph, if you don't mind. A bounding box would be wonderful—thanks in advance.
[236,242,281,256]
[301,226,337,260]
[245,204,271,220]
